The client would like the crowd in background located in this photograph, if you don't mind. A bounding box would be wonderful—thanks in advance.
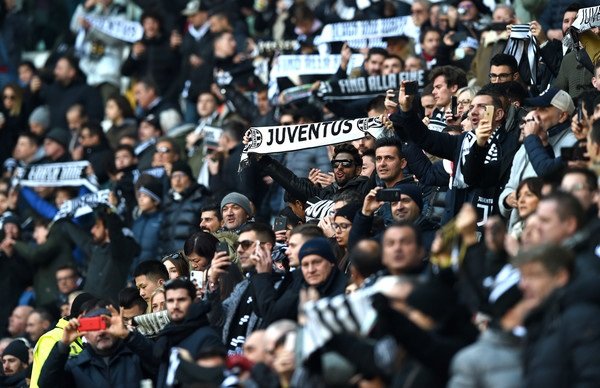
[1,0,600,386]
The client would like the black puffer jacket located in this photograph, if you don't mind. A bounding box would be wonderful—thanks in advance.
[159,183,210,254]
[523,277,600,388]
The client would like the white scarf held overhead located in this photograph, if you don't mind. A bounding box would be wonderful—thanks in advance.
[85,15,144,43]
[239,117,385,171]
[503,24,538,85]
[12,161,99,192]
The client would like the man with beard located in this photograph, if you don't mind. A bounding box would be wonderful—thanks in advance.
[38,301,155,387]
[57,207,140,301]
[254,143,372,202]
[1,339,30,387]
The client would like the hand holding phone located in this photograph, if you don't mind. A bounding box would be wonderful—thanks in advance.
[375,188,403,202]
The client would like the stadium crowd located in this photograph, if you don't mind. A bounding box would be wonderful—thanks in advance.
[1,0,600,386]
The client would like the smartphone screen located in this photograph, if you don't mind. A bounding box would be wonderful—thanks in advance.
[451,96,458,117]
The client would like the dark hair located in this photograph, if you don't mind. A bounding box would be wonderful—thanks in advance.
[56,264,79,277]
[564,2,581,14]
[541,191,586,229]
[132,260,169,282]
[183,232,219,262]
[33,217,50,229]
[222,120,246,143]
[366,47,388,60]
[18,131,40,146]
[239,222,276,245]
[293,3,315,23]
[590,120,600,146]
[511,244,575,276]
[562,167,598,191]
[500,81,528,105]
[333,143,362,166]
[115,144,135,157]
[161,252,190,278]
[18,60,36,73]
[201,203,223,221]
[107,94,135,119]
[475,88,504,111]
[331,190,363,204]
[375,136,404,159]
[136,77,158,93]
[290,223,325,240]
[419,26,441,44]
[429,65,468,89]
[140,8,164,30]
[118,286,148,311]
[367,95,387,114]
[385,54,405,68]
[516,177,543,200]
[490,53,519,73]
[362,148,376,160]
[82,120,109,146]
[385,221,424,248]
[164,278,196,300]
[156,137,180,156]
[349,240,384,278]
[32,308,53,324]
[198,91,219,104]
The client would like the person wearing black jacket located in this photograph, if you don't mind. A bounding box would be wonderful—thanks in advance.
[57,206,140,302]
[389,82,513,225]
[512,244,600,388]
[160,160,210,255]
[121,9,181,101]
[261,237,347,326]
[254,143,374,203]
[79,122,113,185]
[38,302,156,388]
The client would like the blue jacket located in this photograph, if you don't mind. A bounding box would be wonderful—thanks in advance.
[132,210,163,268]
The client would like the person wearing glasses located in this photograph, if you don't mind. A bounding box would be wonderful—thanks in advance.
[207,223,275,356]
[253,143,373,203]
[332,202,361,273]
[488,54,520,85]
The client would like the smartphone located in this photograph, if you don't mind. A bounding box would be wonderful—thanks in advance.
[577,100,583,123]
[78,316,107,332]
[404,81,418,95]
[483,105,494,123]
[489,22,508,31]
[190,270,205,289]
[450,31,468,44]
[375,188,403,202]
[561,146,588,161]
[273,216,288,232]
[216,241,229,253]
[451,96,458,117]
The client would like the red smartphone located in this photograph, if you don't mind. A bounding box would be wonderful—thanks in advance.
[78,316,107,332]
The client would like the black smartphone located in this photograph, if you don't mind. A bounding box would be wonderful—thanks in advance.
[404,81,418,95]
[216,241,229,253]
[577,100,583,123]
[450,31,468,44]
[375,188,403,202]
[488,22,508,31]
[561,146,588,162]
[273,216,288,232]
[451,96,458,117]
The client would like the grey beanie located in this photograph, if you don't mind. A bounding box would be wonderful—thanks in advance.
[221,192,253,216]
[29,105,50,129]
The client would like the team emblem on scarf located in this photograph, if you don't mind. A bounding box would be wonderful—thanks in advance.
[239,116,385,171]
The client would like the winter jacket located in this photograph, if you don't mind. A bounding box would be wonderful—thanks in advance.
[58,212,140,302]
[523,278,600,387]
[131,210,163,268]
[30,318,85,388]
[40,78,104,130]
[261,267,348,326]
[256,154,375,202]
[121,33,181,100]
[159,183,210,255]
[391,108,519,224]
[498,122,576,229]
[38,331,154,388]
[83,143,113,185]
[449,328,523,388]
[209,278,261,347]
[12,224,75,306]
[553,49,595,100]
[0,251,32,337]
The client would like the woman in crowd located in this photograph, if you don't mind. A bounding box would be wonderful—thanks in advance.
[161,252,190,280]
[103,94,137,149]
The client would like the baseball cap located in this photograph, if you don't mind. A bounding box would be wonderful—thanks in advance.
[525,88,575,115]
[182,0,208,15]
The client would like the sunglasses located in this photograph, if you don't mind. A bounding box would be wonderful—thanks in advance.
[155,146,172,154]
[234,240,268,250]
[331,159,354,168]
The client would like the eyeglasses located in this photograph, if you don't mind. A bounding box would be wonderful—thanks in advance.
[3,94,15,100]
[332,222,352,231]
[155,146,172,154]
[331,159,354,169]
[234,240,268,250]
[458,99,471,106]
[488,73,514,81]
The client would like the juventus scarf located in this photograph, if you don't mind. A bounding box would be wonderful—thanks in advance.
[572,5,600,31]
[53,189,112,221]
[12,161,99,192]
[270,54,364,79]
[85,15,143,43]
[317,70,426,101]
[315,16,411,44]
[240,116,385,170]
[503,24,539,86]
